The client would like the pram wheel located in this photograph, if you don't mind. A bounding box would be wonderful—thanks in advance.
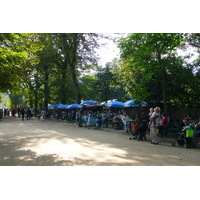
[192,144,196,148]
[137,137,143,141]
[188,143,196,148]
[171,142,176,146]
[177,139,184,146]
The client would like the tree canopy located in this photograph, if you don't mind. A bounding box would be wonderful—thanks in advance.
[1,33,200,113]
[118,33,199,112]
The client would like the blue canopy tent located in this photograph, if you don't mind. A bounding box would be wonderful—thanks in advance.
[80,100,100,107]
[123,99,149,119]
[123,99,148,107]
[48,105,54,109]
[104,101,124,108]
[57,104,69,109]
[123,99,140,108]
[141,101,149,107]
[67,104,83,109]
[48,103,62,109]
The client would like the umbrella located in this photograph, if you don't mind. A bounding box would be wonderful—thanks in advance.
[48,103,62,109]
[123,99,140,107]
[80,100,100,107]
[141,101,149,107]
[48,105,54,109]
[67,104,83,109]
[104,101,124,107]
[123,99,148,107]
[57,104,69,109]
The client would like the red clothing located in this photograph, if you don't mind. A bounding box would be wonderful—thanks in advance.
[162,117,168,127]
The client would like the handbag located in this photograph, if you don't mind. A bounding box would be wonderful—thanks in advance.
[186,129,194,138]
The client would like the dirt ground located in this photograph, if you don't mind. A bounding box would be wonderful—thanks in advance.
[0,117,200,166]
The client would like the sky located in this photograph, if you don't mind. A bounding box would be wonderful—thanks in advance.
[96,34,121,66]
[97,34,199,67]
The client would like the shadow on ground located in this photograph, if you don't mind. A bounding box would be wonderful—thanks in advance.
[0,117,200,166]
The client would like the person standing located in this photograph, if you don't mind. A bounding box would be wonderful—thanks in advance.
[149,107,161,145]
[21,108,25,121]
[17,107,21,118]
[30,107,34,119]
[0,108,3,121]
[26,108,31,120]
[158,113,168,137]
[78,107,84,127]
[74,111,79,125]
[4,108,7,117]
[122,112,130,133]
[41,109,46,121]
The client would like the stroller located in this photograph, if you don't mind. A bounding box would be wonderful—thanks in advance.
[130,120,148,141]
[171,123,196,148]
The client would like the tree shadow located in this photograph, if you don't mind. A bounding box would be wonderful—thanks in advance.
[0,118,200,166]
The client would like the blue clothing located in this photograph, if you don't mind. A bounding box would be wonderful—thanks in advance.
[194,130,200,137]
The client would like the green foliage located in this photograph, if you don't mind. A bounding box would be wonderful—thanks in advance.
[118,33,197,110]
[1,33,200,111]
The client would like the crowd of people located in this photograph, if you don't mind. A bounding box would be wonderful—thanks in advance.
[0,107,36,121]
[73,107,167,144]
[1,105,200,146]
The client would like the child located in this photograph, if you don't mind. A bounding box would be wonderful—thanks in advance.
[149,108,153,117]
[149,108,156,126]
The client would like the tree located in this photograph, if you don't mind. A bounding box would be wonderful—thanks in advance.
[118,33,190,113]
[0,33,30,92]
[63,33,101,103]
[79,74,98,100]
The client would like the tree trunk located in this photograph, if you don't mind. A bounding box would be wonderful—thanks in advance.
[162,69,167,114]
[44,66,49,110]
[34,91,38,116]
[60,67,67,104]
[70,66,81,103]
[158,52,167,114]
[70,34,81,103]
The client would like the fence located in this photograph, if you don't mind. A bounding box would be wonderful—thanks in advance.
[167,108,200,121]
[125,107,200,121]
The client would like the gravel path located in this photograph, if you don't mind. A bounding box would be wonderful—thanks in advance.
[0,117,200,166]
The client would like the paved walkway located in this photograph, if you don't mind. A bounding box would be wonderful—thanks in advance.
[0,117,200,166]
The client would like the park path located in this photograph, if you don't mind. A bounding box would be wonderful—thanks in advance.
[0,117,200,166]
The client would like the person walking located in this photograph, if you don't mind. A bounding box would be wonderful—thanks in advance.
[149,107,161,145]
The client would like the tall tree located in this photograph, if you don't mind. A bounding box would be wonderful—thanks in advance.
[60,33,100,103]
[118,33,189,113]
[0,33,30,92]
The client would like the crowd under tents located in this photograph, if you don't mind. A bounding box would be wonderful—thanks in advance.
[47,99,149,120]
